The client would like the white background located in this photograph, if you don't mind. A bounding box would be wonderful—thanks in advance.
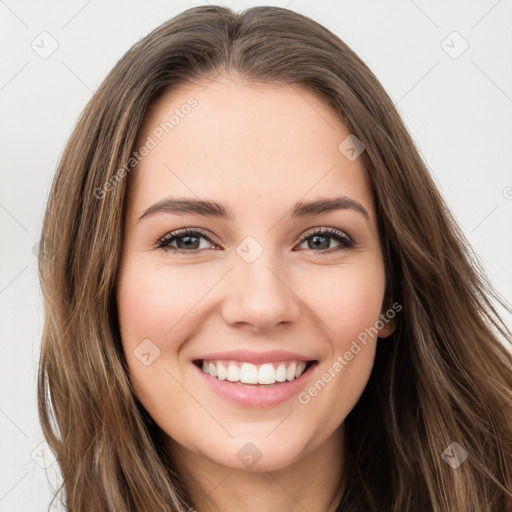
[1,1,511,510]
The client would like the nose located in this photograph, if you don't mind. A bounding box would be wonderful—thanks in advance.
[220,252,301,332]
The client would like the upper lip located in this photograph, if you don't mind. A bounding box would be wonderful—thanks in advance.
[194,350,316,364]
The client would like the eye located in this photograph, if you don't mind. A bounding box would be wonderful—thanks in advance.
[155,226,356,255]
[295,227,355,255]
[156,228,217,254]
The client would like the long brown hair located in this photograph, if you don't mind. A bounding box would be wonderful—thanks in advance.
[37,5,512,511]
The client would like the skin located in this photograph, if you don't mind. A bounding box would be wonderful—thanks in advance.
[116,75,396,512]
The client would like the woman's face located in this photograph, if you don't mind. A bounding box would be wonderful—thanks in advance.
[116,76,394,472]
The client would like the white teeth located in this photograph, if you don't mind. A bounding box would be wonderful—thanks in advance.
[240,362,258,384]
[275,363,287,382]
[216,362,227,380]
[286,362,297,381]
[199,359,310,384]
[226,364,239,382]
[258,363,276,385]
[208,362,217,378]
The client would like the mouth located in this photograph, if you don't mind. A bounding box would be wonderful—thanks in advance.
[192,359,318,387]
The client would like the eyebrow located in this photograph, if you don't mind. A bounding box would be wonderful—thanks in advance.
[137,196,370,223]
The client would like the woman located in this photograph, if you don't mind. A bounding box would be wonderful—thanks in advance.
[37,5,512,511]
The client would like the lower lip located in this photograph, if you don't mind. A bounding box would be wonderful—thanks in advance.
[193,361,318,408]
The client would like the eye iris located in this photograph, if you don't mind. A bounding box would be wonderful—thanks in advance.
[308,234,330,250]
[177,234,200,250]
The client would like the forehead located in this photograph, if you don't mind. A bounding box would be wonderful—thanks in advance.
[126,76,375,223]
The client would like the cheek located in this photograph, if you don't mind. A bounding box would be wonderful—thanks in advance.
[116,258,205,351]
[303,259,386,345]
[294,262,385,421]
[115,259,192,396]
[115,259,203,425]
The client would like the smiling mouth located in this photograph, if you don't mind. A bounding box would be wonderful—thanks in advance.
[193,359,317,386]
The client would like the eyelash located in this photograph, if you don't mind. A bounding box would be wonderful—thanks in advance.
[155,227,356,256]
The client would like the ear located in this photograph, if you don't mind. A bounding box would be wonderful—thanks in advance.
[377,315,396,339]
[377,299,399,339]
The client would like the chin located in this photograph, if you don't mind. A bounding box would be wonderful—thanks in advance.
[204,436,309,473]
